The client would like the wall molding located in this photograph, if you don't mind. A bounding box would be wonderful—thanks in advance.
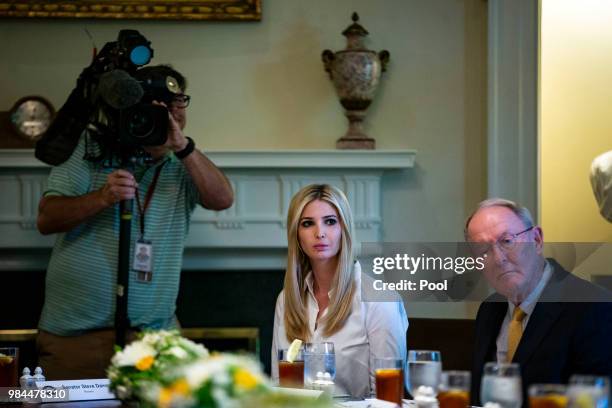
[0,149,416,270]
[0,149,416,169]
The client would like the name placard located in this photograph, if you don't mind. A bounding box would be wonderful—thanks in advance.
[37,378,115,402]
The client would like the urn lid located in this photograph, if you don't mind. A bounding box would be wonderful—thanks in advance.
[342,12,369,38]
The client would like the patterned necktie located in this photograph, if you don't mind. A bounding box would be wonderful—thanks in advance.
[507,306,527,362]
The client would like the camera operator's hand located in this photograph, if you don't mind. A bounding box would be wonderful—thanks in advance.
[143,101,188,160]
[156,100,187,148]
[99,169,138,206]
[37,169,138,235]
[160,100,187,149]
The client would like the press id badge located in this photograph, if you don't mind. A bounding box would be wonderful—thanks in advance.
[133,239,153,283]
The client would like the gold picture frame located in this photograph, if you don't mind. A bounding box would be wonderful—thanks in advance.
[0,0,261,20]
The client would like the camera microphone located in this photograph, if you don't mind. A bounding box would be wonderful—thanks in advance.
[97,69,144,110]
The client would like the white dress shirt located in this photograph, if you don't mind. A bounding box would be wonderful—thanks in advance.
[271,261,409,398]
[495,261,553,362]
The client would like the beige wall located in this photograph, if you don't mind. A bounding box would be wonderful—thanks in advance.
[0,0,488,318]
[541,0,612,243]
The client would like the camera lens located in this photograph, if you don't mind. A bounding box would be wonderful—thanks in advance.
[120,104,168,147]
[127,109,155,139]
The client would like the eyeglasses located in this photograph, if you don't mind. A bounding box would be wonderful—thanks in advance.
[170,94,191,108]
[469,226,534,258]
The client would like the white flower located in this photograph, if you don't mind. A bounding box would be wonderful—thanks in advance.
[107,366,119,381]
[183,359,216,388]
[211,387,236,408]
[140,382,163,404]
[111,341,156,367]
[114,385,131,399]
[108,331,271,408]
[177,338,209,358]
[181,354,267,392]
[167,346,188,359]
[141,330,173,346]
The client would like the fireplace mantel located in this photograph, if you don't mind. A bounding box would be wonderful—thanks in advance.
[0,149,416,270]
[0,149,415,169]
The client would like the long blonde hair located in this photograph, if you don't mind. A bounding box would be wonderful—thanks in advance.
[283,184,356,342]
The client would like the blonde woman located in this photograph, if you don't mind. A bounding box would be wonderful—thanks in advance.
[271,184,408,398]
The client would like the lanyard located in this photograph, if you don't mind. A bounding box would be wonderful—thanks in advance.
[134,161,167,239]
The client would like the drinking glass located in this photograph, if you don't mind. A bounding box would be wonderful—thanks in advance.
[438,371,470,408]
[375,357,404,406]
[0,347,19,387]
[568,375,609,408]
[407,350,442,396]
[303,342,335,390]
[278,348,304,388]
[529,384,568,408]
[480,362,522,408]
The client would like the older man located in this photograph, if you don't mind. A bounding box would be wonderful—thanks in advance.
[465,198,612,406]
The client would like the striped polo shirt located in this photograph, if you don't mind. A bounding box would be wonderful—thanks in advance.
[39,135,199,336]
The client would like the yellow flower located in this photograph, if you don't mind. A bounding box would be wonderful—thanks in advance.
[234,368,259,390]
[171,379,190,396]
[158,388,173,408]
[135,355,155,371]
[111,341,155,368]
[158,379,191,408]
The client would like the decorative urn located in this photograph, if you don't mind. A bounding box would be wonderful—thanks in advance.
[322,12,390,149]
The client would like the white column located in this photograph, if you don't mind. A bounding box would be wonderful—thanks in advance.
[488,0,539,217]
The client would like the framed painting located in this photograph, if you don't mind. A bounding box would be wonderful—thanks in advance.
[0,0,261,20]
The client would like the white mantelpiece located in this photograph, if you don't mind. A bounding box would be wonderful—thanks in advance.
[0,149,416,270]
[0,149,415,169]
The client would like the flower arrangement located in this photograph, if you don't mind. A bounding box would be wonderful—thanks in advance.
[108,330,331,408]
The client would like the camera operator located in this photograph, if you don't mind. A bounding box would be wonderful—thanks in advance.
[35,64,234,380]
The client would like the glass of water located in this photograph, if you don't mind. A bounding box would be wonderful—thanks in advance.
[407,350,442,397]
[568,375,609,408]
[480,362,522,408]
[303,342,335,390]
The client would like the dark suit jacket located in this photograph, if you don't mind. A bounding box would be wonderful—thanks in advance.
[471,259,612,406]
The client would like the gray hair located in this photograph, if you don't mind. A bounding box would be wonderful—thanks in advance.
[464,198,534,239]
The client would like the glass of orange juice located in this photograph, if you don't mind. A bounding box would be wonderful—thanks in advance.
[375,357,404,406]
[528,384,567,408]
[0,347,19,387]
[438,371,470,408]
